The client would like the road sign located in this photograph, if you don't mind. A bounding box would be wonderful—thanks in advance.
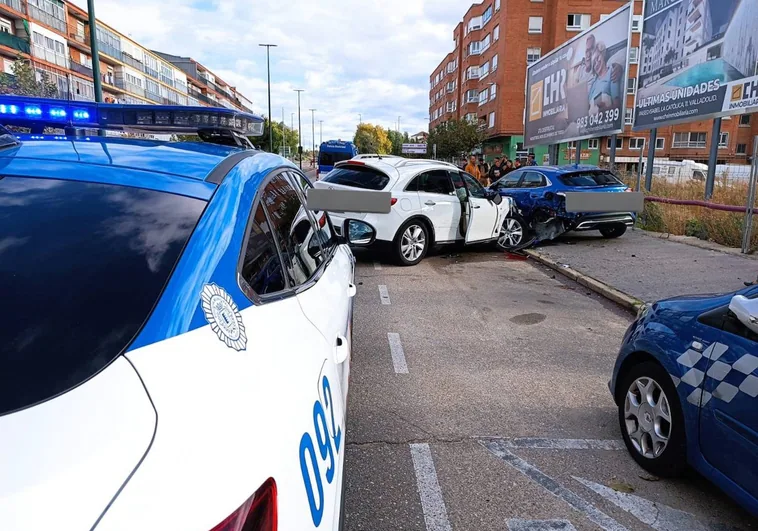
[402,143,427,154]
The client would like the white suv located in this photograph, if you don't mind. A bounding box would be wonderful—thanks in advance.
[314,156,516,266]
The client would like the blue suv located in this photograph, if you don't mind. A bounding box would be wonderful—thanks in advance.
[490,165,635,250]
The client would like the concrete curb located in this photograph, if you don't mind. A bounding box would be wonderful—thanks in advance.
[525,249,645,313]
[638,229,757,259]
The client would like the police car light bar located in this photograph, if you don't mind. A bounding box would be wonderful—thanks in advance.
[0,95,264,136]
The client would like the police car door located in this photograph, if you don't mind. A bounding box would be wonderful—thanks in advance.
[240,171,346,529]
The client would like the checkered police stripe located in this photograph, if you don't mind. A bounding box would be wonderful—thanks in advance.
[673,342,758,408]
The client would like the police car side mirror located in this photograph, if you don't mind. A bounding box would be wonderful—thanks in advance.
[343,219,376,247]
[729,295,758,335]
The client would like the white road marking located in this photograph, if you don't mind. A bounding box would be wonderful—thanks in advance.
[490,438,625,451]
[409,443,452,531]
[573,477,731,531]
[480,440,628,531]
[387,333,409,374]
[508,519,577,531]
[374,261,382,271]
[378,284,391,305]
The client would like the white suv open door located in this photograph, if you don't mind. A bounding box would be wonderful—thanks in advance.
[457,172,503,244]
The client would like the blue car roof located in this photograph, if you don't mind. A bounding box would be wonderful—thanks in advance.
[536,164,602,174]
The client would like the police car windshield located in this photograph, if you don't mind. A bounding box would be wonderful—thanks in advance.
[0,177,205,415]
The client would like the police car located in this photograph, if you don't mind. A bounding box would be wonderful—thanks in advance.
[0,97,376,530]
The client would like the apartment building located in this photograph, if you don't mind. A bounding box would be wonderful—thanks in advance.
[429,0,757,169]
[0,0,251,113]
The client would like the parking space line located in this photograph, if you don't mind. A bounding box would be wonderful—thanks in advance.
[507,519,577,531]
[480,440,628,531]
[489,438,625,451]
[410,443,452,531]
[378,284,391,305]
[374,261,382,271]
[387,333,409,374]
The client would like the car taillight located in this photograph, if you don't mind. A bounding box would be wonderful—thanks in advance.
[210,478,277,531]
[624,188,633,192]
[318,213,326,228]
[390,197,398,207]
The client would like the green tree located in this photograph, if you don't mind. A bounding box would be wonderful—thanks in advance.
[0,58,58,97]
[353,123,391,154]
[427,118,485,160]
[258,118,299,155]
[387,129,404,156]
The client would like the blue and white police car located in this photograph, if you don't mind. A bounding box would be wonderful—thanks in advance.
[0,97,375,531]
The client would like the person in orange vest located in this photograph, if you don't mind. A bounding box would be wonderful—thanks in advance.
[464,154,481,181]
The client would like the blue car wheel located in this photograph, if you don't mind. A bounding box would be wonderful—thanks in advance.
[617,360,687,477]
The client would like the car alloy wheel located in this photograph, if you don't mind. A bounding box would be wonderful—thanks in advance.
[498,217,523,249]
[623,376,672,459]
[401,224,426,262]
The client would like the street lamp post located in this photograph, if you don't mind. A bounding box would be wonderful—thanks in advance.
[309,109,316,166]
[397,116,401,134]
[258,43,277,153]
[87,0,103,103]
[294,89,304,169]
[359,113,362,125]
[319,120,323,145]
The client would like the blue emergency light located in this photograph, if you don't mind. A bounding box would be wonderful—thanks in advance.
[0,95,264,137]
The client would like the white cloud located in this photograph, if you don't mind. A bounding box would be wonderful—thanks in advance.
[73,0,462,145]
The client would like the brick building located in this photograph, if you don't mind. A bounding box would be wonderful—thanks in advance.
[429,0,757,169]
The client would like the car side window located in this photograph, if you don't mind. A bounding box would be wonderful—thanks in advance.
[417,170,454,195]
[240,204,288,296]
[499,172,523,188]
[460,172,486,199]
[288,171,337,259]
[521,171,546,188]
[405,176,419,192]
[261,173,323,288]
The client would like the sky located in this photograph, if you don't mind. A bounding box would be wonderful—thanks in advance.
[72,0,466,147]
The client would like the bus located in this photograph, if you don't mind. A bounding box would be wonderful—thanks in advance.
[318,140,358,178]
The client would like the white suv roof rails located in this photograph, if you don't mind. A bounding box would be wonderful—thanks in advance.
[395,159,458,169]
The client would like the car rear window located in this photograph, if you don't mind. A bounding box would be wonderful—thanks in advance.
[558,171,623,187]
[321,166,390,190]
[0,176,206,416]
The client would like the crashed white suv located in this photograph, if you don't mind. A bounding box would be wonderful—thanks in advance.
[314,156,516,266]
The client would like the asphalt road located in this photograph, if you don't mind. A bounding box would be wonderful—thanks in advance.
[343,247,755,531]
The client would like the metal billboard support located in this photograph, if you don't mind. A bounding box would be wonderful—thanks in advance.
[644,128,657,191]
[742,136,758,254]
[706,117,721,200]
[609,134,617,172]
[635,146,644,192]
[575,141,582,166]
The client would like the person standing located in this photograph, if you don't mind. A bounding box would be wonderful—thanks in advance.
[527,153,538,166]
[464,155,481,181]
[488,156,503,183]
[502,159,514,175]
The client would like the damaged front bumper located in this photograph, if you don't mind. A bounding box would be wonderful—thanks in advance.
[524,209,636,246]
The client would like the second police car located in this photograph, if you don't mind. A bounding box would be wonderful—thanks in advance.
[0,97,375,530]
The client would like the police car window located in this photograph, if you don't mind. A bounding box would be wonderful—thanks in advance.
[261,174,322,287]
[0,177,205,416]
[240,204,288,296]
[286,171,336,260]
[521,172,546,188]
[417,170,454,195]
[461,172,486,198]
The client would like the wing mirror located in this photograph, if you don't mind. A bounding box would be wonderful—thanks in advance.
[488,191,503,205]
[729,295,758,335]
[343,219,377,246]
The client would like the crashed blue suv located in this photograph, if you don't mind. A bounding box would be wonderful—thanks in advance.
[489,165,634,250]
[609,286,758,516]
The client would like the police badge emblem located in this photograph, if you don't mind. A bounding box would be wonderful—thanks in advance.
[201,283,247,351]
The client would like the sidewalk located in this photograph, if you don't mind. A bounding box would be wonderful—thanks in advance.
[526,229,758,304]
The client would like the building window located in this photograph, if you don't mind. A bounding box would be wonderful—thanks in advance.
[740,114,751,126]
[719,132,729,147]
[493,25,499,41]
[737,143,748,154]
[588,138,599,150]
[492,54,498,71]
[466,16,482,34]
[490,84,497,100]
[627,78,637,94]
[624,108,634,125]
[672,132,707,148]
[567,141,577,149]
[630,138,645,150]
[483,5,493,25]
[481,34,491,52]
[466,66,479,80]
[567,14,590,31]
[600,14,610,21]
[468,41,481,55]
[466,89,479,103]
[466,113,477,123]
[607,137,623,149]
[479,88,489,105]
[528,17,543,34]
[488,112,495,128]
[495,0,500,9]
[656,138,665,150]
[527,47,541,65]
[479,61,490,78]
[632,15,642,33]
[629,47,639,64]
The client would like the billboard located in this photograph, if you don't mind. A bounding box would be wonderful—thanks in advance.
[402,143,427,154]
[524,4,632,148]
[634,0,758,129]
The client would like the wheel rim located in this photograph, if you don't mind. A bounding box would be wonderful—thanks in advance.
[401,225,426,261]
[498,218,524,248]
[624,376,672,459]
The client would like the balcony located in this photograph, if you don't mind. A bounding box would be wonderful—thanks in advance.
[71,91,94,102]
[145,90,161,103]
[197,93,218,106]
[121,52,144,71]
[69,59,93,78]
[28,5,67,34]
[0,31,29,54]
[97,42,121,62]
[114,79,145,97]
[160,75,174,87]
[0,0,23,13]
[32,44,67,68]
